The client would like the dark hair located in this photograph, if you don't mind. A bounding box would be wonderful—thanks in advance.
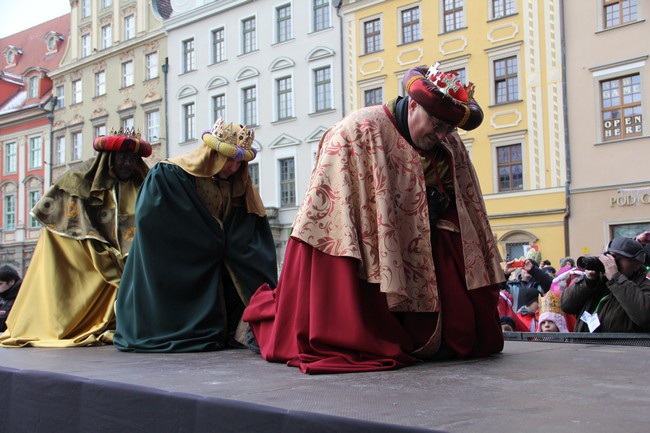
[0,265,20,282]
[500,316,516,328]
[541,259,552,266]
[559,257,575,268]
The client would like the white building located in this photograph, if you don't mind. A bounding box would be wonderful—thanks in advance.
[159,0,343,262]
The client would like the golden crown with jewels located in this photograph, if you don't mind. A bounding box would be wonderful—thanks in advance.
[201,118,257,161]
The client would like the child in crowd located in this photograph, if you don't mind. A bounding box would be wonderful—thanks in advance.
[536,291,569,333]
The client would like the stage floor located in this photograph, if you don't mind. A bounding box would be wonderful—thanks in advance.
[1,340,648,433]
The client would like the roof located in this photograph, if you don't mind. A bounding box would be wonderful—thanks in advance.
[0,14,70,75]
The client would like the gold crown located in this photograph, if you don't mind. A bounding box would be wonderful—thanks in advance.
[538,291,562,315]
[108,127,142,140]
[211,118,255,149]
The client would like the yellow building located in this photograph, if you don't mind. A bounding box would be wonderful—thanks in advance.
[340,0,567,266]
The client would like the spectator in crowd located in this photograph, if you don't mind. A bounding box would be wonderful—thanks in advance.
[504,258,553,312]
[515,288,541,332]
[536,291,569,333]
[0,265,22,332]
[541,259,557,278]
[559,257,576,268]
[500,316,516,332]
[1,130,151,347]
[561,237,650,333]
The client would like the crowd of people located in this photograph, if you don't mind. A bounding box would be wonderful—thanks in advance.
[0,61,649,374]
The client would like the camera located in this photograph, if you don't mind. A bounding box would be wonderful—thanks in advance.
[576,255,605,272]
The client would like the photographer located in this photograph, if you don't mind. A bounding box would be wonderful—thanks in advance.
[503,258,553,312]
[561,237,650,333]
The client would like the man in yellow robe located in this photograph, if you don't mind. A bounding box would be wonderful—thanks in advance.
[0,131,151,347]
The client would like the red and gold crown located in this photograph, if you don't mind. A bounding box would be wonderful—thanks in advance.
[92,127,152,157]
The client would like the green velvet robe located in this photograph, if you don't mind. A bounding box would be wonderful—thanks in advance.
[113,162,278,352]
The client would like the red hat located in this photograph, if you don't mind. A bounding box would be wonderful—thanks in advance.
[92,128,152,157]
[404,62,483,131]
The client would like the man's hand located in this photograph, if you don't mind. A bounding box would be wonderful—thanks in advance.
[636,231,650,245]
[600,253,619,280]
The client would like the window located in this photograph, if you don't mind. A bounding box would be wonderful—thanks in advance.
[280,158,295,207]
[55,85,64,108]
[454,68,467,86]
[601,74,642,141]
[313,0,330,32]
[212,94,226,123]
[122,60,134,87]
[81,0,91,18]
[28,191,41,229]
[314,66,332,112]
[72,80,82,104]
[55,136,65,165]
[242,86,257,126]
[124,15,135,40]
[122,117,134,131]
[29,136,42,169]
[183,103,196,142]
[28,76,39,98]
[248,163,259,192]
[146,110,160,142]
[145,52,158,80]
[102,0,112,9]
[101,24,112,49]
[81,34,91,57]
[494,56,518,104]
[276,4,292,43]
[242,17,256,54]
[364,88,383,107]
[4,143,17,173]
[443,0,464,32]
[95,71,106,96]
[401,6,421,44]
[363,18,381,54]
[497,144,523,192]
[182,39,196,73]
[604,0,638,29]
[492,0,516,19]
[211,28,225,64]
[95,125,107,137]
[276,76,293,120]
[4,195,16,231]
[72,132,82,160]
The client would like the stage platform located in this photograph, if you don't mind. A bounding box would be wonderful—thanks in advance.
[1,340,648,433]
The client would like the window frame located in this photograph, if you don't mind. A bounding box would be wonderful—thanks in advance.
[182,102,197,142]
[313,0,331,32]
[124,14,135,40]
[489,0,517,20]
[27,190,41,229]
[55,85,65,109]
[313,65,333,113]
[3,194,16,232]
[212,93,226,124]
[242,85,258,127]
[145,52,158,80]
[146,110,160,143]
[399,4,421,45]
[490,130,527,194]
[28,136,42,169]
[122,60,134,88]
[4,142,17,174]
[362,16,382,55]
[603,0,639,29]
[95,70,106,96]
[441,0,465,33]
[81,33,91,57]
[276,3,292,44]
[182,38,196,73]
[28,76,39,98]
[101,24,112,49]
[600,74,643,141]
[72,79,82,104]
[72,132,83,161]
[211,27,226,64]
[486,42,522,106]
[241,16,257,54]
[55,136,65,165]
[279,157,296,208]
[275,75,294,121]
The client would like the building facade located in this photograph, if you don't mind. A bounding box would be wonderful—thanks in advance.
[340,0,568,265]
[159,0,343,263]
[0,16,70,274]
[564,0,649,257]
[49,0,168,184]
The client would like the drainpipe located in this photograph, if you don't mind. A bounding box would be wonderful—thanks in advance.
[161,57,170,159]
[335,0,345,117]
[559,0,572,257]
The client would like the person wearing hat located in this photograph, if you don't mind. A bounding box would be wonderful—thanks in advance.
[561,237,650,333]
[0,265,22,332]
[113,119,278,352]
[0,130,151,347]
[242,63,505,374]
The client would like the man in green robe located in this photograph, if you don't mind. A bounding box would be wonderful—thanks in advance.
[114,119,278,352]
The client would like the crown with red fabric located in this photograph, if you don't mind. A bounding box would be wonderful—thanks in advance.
[92,128,152,157]
[404,62,483,131]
